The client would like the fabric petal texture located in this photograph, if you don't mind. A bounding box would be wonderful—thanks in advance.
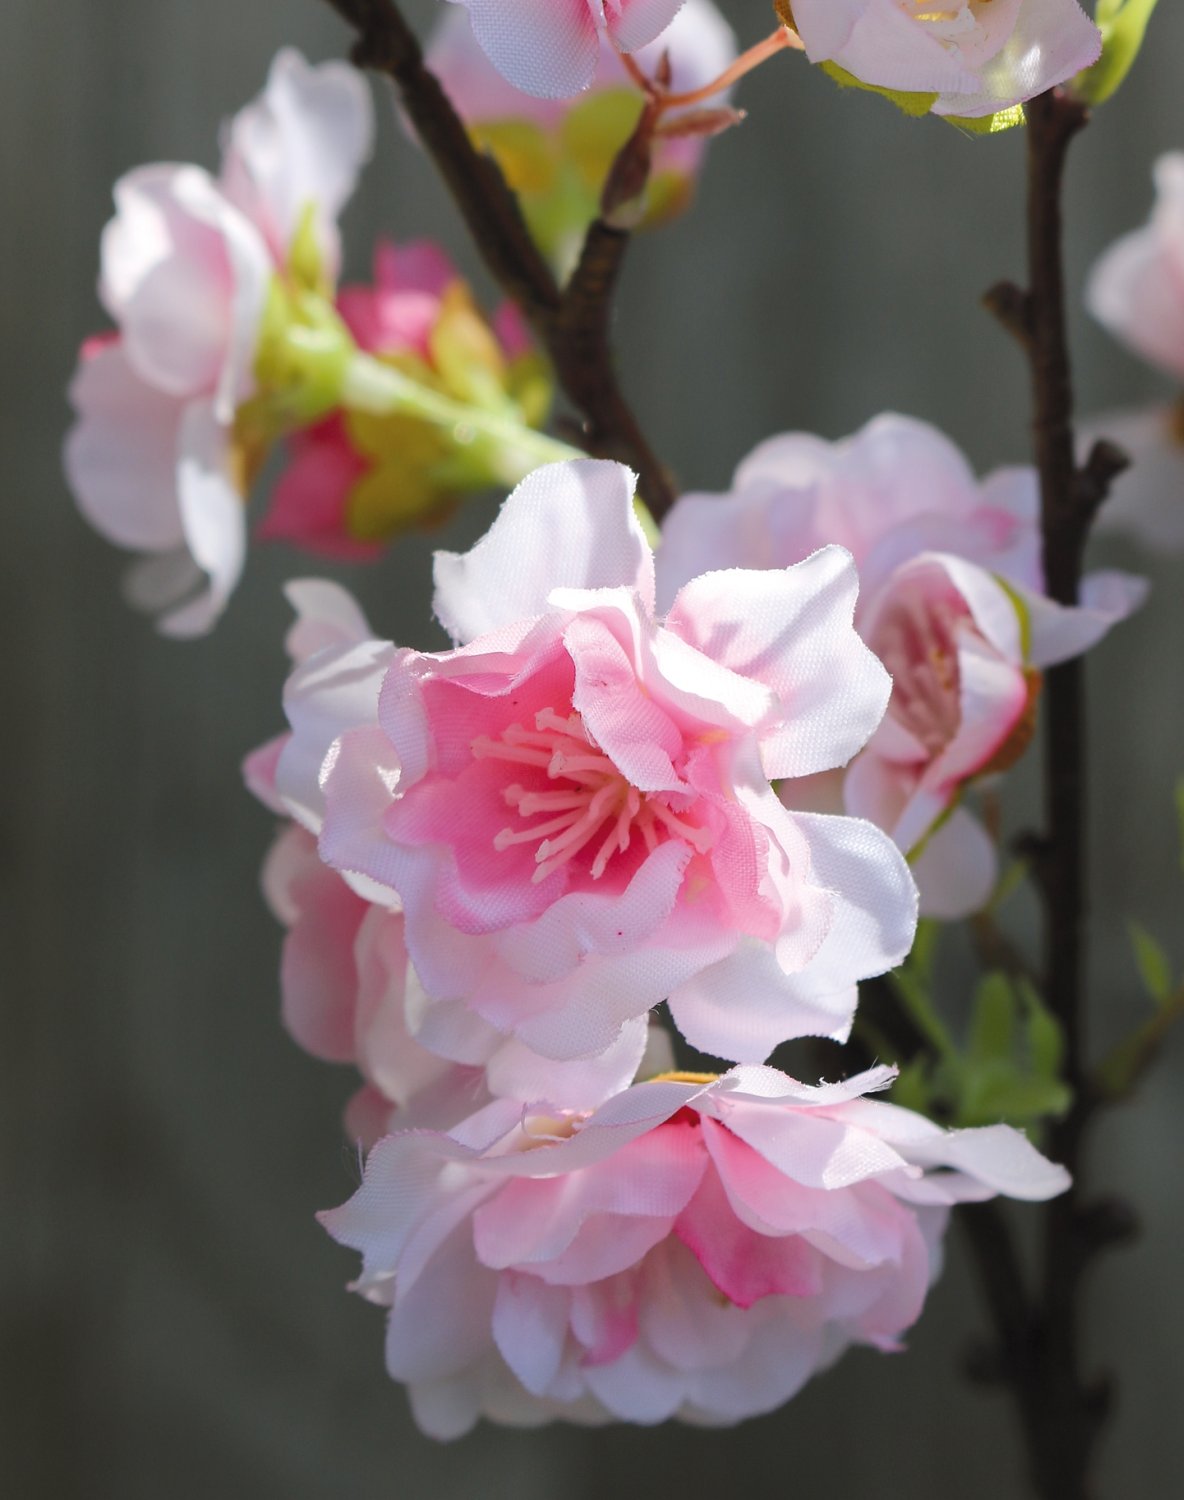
[320,1064,1068,1434]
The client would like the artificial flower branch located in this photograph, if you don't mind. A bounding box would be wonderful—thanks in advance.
[320,0,675,515]
[978,86,1131,1500]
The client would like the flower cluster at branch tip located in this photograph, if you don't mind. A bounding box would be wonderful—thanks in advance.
[65,50,553,634]
[427,0,736,274]
[321,1062,1069,1436]
[657,416,1147,917]
[786,0,1102,122]
[1084,152,1184,550]
[65,50,373,635]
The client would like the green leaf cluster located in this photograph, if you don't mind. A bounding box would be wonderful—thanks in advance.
[884,926,1070,1130]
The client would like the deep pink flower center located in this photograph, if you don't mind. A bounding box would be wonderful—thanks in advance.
[472,708,713,884]
[874,591,964,755]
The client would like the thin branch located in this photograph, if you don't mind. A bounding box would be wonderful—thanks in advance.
[319,0,675,515]
[976,88,1135,1500]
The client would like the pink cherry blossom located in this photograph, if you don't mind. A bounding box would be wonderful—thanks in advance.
[320,1062,1069,1436]
[789,0,1101,119]
[314,458,917,1067]
[444,0,689,99]
[64,50,373,634]
[657,415,1148,917]
[1084,155,1184,550]
[246,579,658,1115]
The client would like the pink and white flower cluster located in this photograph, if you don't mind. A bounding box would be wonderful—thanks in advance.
[657,416,1147,917]
[1085,153,1184,550]
[310,458,919,1066]
[244,455,1073,1436]
[322,1063,1069,1435]
[257,240,545,559]
[65,50,374,635]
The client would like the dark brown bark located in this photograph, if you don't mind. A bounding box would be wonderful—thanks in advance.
[320,0,675,515]
[977,89,1132,1500]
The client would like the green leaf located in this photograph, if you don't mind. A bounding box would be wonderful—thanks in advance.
[1018,979,1065,1079]
[1074,0,1161,105]
[961,1071,1072,1128]
[1128,920,1174,1007]
[889,961,959,1064]
[969,974,1016,1065]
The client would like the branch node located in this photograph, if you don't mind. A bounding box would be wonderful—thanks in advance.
[983,280,1034,345]
[1074,438,1131,519]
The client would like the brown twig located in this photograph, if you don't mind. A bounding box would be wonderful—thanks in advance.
[319,0,675,515]
[975,88,1136,1500]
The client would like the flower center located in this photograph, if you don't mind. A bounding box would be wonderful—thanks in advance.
[904,1,989,44]
[472,708,713,884]
[874,592,964,756]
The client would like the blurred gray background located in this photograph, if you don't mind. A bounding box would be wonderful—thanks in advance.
[4,2,1184,1495]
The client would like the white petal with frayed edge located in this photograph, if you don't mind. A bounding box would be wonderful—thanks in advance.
[434,459,651,642]
[666,548,891,779]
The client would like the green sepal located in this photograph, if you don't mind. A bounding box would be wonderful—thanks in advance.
[819,61,937,117]
[941,104,1026,136]
[1074,0,1161,106]
[253,277,355,425]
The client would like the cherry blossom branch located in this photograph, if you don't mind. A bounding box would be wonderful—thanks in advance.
[619,25,800,110]
[318,0,675,515]
[978,88,1132,1500]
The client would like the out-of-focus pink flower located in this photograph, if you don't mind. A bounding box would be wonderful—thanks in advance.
[64,50,373,634]
[313,458,916,1067]
[321,1062,1069,1437]
[258,241,550,557]
[1085,155,1184,550]
[657,415,1147,917]
[443,0,689,100]
[246,579,658,1119]
[789,0,1100,120]
[427,1,735,272]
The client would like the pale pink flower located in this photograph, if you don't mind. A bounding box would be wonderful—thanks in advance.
[657,415,1147,916]
[64,50,373,634]
[444,0,689,99]
[320,1062,1069,1437]
[314,458,917,1066]
[1085,154,1184,550]
[427,1,735,269]
[789,0,1100,119]
[246,579,656,1115]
